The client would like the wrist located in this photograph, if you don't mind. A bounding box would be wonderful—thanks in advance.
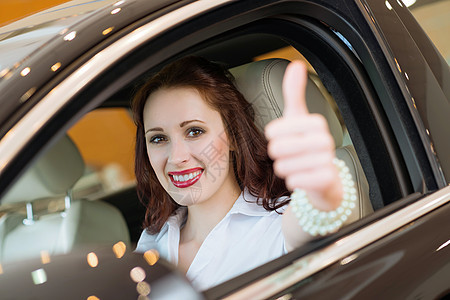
[290,158,357,236]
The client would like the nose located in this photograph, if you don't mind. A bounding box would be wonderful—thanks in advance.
[168,138,190,165]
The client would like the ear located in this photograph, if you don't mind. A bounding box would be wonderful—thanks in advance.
[219,128,235,151]
[228,136,238,152]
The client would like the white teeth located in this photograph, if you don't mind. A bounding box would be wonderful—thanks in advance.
[172,171,201,182]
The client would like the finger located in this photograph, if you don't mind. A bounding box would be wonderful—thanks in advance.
[267,134,334,160]
[265,114,330,140]
[272,153,334,178]
[283,60,309,118]
[284,169,336,193]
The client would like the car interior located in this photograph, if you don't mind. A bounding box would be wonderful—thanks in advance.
[0,57,372,259]
[0,135,130,263]
[0,24,381,291]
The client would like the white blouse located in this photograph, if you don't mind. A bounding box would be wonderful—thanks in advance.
[135,189,288,291]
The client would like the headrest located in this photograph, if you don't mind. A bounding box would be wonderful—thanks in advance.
[230,59,343,147]
[1,135,85,204]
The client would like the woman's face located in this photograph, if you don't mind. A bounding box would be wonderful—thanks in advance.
[143,87,238,206]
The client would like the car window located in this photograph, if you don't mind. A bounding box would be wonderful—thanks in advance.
[0,39,374,275]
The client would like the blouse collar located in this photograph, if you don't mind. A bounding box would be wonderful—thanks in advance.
[166,188,287,230]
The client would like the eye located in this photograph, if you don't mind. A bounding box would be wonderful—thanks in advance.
[149,135,167,145]
[187,127,205,138]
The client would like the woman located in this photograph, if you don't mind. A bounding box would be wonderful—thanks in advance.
[132,56,355,290]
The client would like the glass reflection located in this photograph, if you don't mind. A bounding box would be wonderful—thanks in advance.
[102,27,114,36]
[436,239,450,252]
[64,31,77,41]
[40,250,51,264]
[114,0,125,6]
[340,254,358,265]
[0,68,9,78]
[111,8,121,15]
[0,263,3,275]
[20,67,31,77]
[31,268,47,285]
[87,252,99,268]
[404,72,409,80]
[113,241,126,258]
[385,0,393,10]
[130,266,146,283]
[20,87,36,103]
[143,249,159,266]
[394,58,402,73]
[403,0,416,7]
[2,70,13,80]
[430,142,436,155]
[411,97,417,109]
[51,62,62,72]
[136,281,151,296]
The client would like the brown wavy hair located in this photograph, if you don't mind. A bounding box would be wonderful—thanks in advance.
[132,56,289,234]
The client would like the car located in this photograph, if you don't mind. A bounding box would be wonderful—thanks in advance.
[0,0,449,299]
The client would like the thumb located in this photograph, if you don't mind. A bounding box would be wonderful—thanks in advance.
[282,60,309,118]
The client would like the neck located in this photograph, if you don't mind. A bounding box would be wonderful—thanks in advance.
[181,179,241,244]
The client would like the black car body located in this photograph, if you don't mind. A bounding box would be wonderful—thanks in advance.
[0,0,449,299]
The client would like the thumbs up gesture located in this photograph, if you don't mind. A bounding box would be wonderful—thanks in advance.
[265,61,343,211]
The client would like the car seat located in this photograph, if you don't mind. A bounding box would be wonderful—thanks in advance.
[230,58,373,224]
[0,135,130,263]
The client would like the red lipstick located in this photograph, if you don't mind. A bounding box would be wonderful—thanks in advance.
[168,168,203,188]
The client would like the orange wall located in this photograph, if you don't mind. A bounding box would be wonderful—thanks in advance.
[0,0,69,26]
[67,108,136,182]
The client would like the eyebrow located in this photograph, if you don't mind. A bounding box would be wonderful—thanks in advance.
[179,119,205,128]
[145,119,205,135]
[145,127,164,134]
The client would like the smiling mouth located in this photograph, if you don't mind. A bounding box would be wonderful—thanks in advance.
[169,169,203,188]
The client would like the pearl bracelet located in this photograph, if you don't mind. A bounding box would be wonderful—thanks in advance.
[290,158,357,237]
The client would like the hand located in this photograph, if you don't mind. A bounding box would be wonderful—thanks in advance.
[265,61,342,211]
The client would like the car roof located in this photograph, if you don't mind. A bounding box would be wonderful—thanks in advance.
[0,0,122,72]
